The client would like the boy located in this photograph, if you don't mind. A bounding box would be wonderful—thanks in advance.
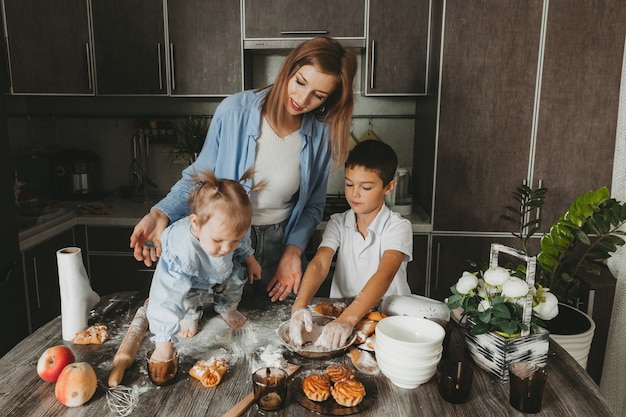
[288,140,413,350]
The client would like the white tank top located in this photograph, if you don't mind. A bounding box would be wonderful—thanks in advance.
[251,117,302,226]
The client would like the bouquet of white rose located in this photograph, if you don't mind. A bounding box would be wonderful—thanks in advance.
[446,266,559,338]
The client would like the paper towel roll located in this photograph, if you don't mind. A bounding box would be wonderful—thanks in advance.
[57,247,100,341]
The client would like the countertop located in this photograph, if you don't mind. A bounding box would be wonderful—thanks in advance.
[18,194,432,252]
[0,291,616,417]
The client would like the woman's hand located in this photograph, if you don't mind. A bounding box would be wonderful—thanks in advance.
[288,308,313,347]
[130,209,169,267]
[267,245,303,302]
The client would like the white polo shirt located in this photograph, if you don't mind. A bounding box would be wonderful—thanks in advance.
[321,204,413,298]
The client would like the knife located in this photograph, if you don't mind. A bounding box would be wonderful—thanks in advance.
[221,363,300,417]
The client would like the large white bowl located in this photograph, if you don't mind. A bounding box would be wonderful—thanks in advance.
[375,316,445,349]
[381,294,450,322]
[375,327,444,355]
[377,358,439,389]
[376,353,442,373]
[374,335,443,364]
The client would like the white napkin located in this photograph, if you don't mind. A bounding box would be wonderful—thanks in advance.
[57,247,100,341]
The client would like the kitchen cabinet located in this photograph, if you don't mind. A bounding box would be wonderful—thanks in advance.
[22,229,76,332]
[243,0,365,42]
[91,0,167,95]
[82,226,154,295]
[407,234,429,295]
[166,0,242,96]
[1,0,94,95]
[428,0,625,233]
[365,0,432,96]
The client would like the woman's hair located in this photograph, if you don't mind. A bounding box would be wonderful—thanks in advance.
[262,37,357,169]
[188,168,262,234]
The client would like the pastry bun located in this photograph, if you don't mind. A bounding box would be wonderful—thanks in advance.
[313,301,347,318]
[325,364,354,383]
[72,323,109,344]
[331,379,366,407]
[302,373,331,402]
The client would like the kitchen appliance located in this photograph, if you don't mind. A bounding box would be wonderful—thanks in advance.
[385,167,413,216]
[52,149,100,199]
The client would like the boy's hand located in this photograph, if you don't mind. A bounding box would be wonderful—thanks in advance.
[315,320,353,350]
[289,308,313,347]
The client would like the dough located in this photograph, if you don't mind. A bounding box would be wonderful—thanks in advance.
[71,323,109,344]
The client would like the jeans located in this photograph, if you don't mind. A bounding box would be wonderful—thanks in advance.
[250,220,286,292]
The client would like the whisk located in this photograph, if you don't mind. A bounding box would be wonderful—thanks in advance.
[98,381,139,417]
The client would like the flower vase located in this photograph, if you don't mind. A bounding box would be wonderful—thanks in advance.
[465,319,550,381]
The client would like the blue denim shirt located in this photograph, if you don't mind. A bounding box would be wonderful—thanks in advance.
[154,89,331,255]
[147,216,237,342]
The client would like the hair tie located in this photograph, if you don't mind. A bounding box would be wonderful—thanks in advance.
[215,186,219,191]
[195,180,207,188]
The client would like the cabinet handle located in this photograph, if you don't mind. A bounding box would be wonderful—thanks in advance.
[536,178,543,226]
[170,43,176,90]
[369,40,376,89]
[434,242,441,291]
[279,30,328,35]
[0,264,14,288]
[85,43,92,91]
[157,43,163,90]
[32,257,41,309]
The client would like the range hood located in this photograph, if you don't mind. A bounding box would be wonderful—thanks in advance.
[244,37,366,51]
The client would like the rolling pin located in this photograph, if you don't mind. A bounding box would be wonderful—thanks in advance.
[108,299,149,387]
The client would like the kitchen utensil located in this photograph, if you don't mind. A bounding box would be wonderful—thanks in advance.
[385,167,413,215]
[358,117,381,142]
[98,381,138,417]
[221,362,300,417]
[108,299,149,387]
[380,294,450,322]
[277,316,357,359]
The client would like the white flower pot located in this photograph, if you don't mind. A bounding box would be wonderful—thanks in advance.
[546,303,596,369]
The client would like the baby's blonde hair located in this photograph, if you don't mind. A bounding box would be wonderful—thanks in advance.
[188,168,262,235]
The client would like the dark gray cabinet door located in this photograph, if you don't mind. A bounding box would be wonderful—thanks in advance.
[432,0,543,232]
[91,0,167,95]
[365,0,431,95]
[532,1,625,228]
[167,0,241,96]
[23,230,76,332]
[244,0,365,39]
[2,0,93,94]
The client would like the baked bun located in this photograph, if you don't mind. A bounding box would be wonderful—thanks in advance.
[313,301,347,318]
[325,364,354,383]
[189,357,229,387]
[302,373,331,402]
[71,323,109,344]
[331,379,366,407]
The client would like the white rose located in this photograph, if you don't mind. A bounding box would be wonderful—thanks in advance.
[483,266,510,286]
[501,277,530,298]
[456,271,479,294]
[534,291,559,320]
[477,299,492,312]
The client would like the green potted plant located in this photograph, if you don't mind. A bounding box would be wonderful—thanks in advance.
[167,117,210,165]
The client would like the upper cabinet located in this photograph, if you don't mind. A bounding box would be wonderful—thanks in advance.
[243,0,366,48]
[91,0,167,95]
[365,0,432,96]
[167,0,242,96]
[2,0,94,95]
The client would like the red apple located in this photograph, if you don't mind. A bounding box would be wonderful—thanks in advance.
[55,362,98,407]
[37,345,76,383]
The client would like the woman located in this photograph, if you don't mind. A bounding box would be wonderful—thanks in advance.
[130,37,357,302]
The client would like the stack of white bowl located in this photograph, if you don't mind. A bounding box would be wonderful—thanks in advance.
[375,315,445,389]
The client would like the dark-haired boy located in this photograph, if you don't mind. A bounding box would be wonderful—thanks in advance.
[289,140,413,349]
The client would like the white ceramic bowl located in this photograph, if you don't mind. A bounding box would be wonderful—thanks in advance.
[375,316,445,349]
[375,327,444,355]
[377,358,439,389]
[376,349,442,369]
[374,335,443,363]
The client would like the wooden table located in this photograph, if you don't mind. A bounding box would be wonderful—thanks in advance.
[0,291,616,417]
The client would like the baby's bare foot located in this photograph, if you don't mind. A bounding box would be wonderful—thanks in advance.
[220,310,247,329]
[178,318,198,338]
